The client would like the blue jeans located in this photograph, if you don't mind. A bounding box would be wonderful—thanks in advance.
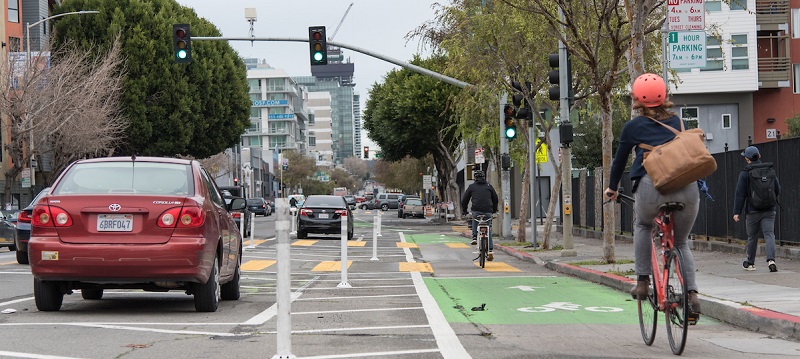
[745,211,777,264]
[470,211,493,251]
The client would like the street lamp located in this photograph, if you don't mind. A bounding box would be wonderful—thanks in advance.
[27,10,100,64]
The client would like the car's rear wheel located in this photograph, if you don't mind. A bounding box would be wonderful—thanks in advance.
[194,259,220,312]
[297,230,307,239]
[81,288,103,300]
[381,204,389,211]
[16,248,28,264]
[34,278,63,311]
[9,244,15,251]
[221,252,241,301]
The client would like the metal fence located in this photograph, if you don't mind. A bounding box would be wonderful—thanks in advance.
[571,136,800,244]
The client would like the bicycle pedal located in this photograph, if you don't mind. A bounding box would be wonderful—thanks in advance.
[687,313,700,325]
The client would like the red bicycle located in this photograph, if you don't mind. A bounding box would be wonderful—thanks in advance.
[615,192,697,355]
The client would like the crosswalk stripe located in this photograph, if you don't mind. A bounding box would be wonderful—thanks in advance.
[347,241,367,247]
[241,260,276,271]
[396,242,418,248]
[445,243,470,249]
[399,262,433,272]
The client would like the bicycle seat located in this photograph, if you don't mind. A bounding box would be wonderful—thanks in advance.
[658,202,685,212]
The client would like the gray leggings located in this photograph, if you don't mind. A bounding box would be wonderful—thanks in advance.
[633,175,700,292]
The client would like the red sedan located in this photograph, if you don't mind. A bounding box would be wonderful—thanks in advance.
[28,156,246,312]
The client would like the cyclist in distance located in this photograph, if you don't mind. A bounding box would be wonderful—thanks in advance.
[604,73,701,318]
[461,169,499,261]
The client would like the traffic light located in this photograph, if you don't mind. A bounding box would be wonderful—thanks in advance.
[548,52,574,105]
[503,104,517,141]
[233,177,239,185]
[363,146,369,159]
[511,81,532,120]
[309,26,328,66]
[172,24,192,64]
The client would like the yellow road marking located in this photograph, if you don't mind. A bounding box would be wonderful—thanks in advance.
[475,261,522,272]
[399,262,433,272]
[241,260,276,271]
[292,240,318,246]
[312,261,353,271]
[1,261,16,265]
[451,225,468,232]
[347,241,366,247]
[445,243,470,249]
[244,239,268,246]
[396,242,418,248]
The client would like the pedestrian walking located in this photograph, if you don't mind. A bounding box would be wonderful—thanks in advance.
[733,146,781,272]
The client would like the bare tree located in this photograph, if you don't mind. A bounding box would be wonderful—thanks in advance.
[0,37,128,201]
[342,156,368,180]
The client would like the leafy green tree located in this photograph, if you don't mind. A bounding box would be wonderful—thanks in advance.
[52,0,250,158]
[786,114,800,138]
[281,150,316,191]
[373,156,432,195]
[363,55,462,211]
[572,98,628,169]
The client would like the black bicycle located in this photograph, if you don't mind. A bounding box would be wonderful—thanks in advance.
[469,214,494,268]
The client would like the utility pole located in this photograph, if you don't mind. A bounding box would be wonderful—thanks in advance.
[499,94,511,239]
[557,7,576,257]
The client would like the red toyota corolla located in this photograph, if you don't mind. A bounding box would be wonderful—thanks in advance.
[28,156,246,312]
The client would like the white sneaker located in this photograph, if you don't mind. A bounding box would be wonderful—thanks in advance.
[768,260,777,272]
[743,261,756,271]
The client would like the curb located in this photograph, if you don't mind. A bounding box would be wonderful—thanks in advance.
[494,243,800,342]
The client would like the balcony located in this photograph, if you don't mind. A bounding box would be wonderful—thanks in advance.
[756,0,789,30]
[758,57,791,88]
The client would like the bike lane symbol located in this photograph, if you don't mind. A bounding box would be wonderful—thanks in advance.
[518,301,624,313]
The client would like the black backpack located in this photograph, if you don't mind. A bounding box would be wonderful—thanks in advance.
[746,162,778,210]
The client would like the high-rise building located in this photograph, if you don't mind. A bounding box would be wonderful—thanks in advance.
[307,92,334,168]
[353,92,362,157]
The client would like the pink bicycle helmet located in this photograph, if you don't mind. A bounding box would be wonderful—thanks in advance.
[631,73,666,107]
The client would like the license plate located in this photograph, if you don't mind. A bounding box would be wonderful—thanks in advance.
[97,214,133,232]
[318,213,329,219]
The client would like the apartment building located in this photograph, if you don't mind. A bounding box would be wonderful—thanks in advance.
[307,92,334,168]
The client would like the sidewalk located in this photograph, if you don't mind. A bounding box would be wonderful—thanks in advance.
[461,223,800,342]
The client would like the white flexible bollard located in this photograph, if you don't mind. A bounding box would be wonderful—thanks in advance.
[370,216,379,261]
[337,212,351,288]
[376,210,382,237]
[272,199,296,359]
[246,212,256,249]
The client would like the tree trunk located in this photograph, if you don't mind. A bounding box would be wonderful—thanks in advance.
[600,90,616,263]
[517,125,531,243]
[540,129,562,249]
[432,137,460,220]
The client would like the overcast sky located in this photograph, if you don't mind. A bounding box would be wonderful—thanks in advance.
[174,0,440,150]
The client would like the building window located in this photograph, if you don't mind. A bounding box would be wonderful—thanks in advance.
[268,94,286,100]
[681,107,699,129]
[794,9,800,38]
[702,37,723,71]
[250,107,260,118]
[269,122,288,134]
[730,0,747,10]
[8,37,20,52]
[794,64,800,93]
[730,34,748,70]
[706,0,722,11]
[267,78,285,92]
[308,137,316,146]
[722,114,732,129]
[8,0,19,23]
[308,114,316,125]
[248,79,260,92]
[270,136,287,148]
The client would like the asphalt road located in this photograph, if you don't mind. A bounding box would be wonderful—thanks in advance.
[1,210,799,358]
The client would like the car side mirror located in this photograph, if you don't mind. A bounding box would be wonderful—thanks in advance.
[228,197,246,211]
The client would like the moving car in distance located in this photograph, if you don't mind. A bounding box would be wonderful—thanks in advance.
[246,197,271,216]
[296,195,353,240]
[28,156,246,312]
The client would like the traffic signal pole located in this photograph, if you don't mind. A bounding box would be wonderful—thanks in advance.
[557,8,576,257]
[499,95,511,240]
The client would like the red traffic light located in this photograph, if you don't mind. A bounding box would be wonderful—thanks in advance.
[312,31,323,40]
[503,104,516,118]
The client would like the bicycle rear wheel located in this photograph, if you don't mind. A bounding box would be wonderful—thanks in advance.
[479,235,487,268]
[637,274,658,346]
[665,249,689,355]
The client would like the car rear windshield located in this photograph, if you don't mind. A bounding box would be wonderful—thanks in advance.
[53,162,193,195]
[304,196,344,208]
[406,199,423,206]
[246,198,264,205]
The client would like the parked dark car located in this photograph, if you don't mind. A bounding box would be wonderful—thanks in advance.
[15,187,51,264]
[0,210,19,251]
[28,156,245,312]
[220,185,251,237]
[343,195,356,210]
[246,198,271,216]
[359,198,378,210]
[296,195,353,240]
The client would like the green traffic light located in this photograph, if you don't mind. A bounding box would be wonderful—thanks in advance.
[505,127,516,139]
[177,50,187,59]
[313,52,324,62]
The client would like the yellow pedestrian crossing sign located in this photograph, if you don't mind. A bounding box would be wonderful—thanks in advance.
[535,139,548,163]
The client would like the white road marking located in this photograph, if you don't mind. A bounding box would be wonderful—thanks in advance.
[400,231,472,359]
[298,348,440,359]
[293,294,418,301]
[67,323,245,337]
[242,276,318,325]
[292,306,424,315]
[0,350,86,359]
[261,324,430,334]
[0,297,34,307]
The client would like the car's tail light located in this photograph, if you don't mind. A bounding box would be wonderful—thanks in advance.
[403,205,407,210]
[299,209,313,217]
[231,212,242,219]
[261,204,266,209]
[334,209,347,215]
[18,210,31,224]
[32,205,73,227]
[159,206,204,228]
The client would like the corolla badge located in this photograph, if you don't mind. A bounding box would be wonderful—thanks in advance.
[108,203,122,211]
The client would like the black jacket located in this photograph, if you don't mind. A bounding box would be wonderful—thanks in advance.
[461,177,499,214]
